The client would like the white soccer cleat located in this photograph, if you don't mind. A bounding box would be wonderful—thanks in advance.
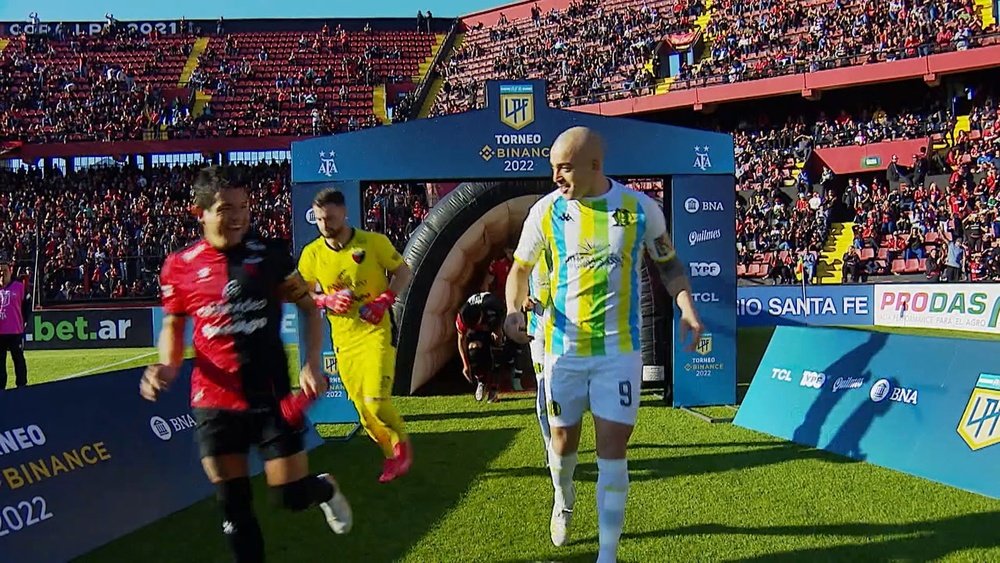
[475,382,486,401]
[550,483,575,547]
[318,473,353,534]
[550,503,573,547]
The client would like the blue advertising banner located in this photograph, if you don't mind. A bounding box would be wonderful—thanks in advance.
[670,175,737,407]
[151,304,300,346]
[0,362,324,563]
[291,80,735,184]
[736,285,874,327]
[734,326,1000,499]
[291,183,362,426]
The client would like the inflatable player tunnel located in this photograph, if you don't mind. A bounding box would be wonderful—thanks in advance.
[291,78,736,408]
[393,180,670,395]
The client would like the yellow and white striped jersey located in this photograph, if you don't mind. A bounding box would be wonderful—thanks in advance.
[514,180,675,357]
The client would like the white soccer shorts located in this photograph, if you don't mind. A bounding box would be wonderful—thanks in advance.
[543,352,642,427]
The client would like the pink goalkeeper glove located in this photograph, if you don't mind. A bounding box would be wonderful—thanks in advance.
[359,290,396,325]
[279,389,317,429]
[316,289,354,315]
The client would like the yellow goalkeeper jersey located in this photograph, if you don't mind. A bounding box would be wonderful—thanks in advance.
[297,229,404,352]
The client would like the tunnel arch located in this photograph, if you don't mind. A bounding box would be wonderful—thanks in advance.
[391,180,670,395]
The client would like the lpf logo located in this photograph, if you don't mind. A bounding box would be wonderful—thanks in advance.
[499,84,535,131]
[958,373,1000,451]
[695,334,713,356]
[318,150,338,177]
[323,352,338,376]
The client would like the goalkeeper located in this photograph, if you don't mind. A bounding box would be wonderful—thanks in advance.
[298,188,413,484]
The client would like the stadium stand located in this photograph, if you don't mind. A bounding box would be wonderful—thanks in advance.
[431,0,704,116]
[0,23,195,144]
[4,5,1000,301]
[0,19,438,144]
[676,0,999,90]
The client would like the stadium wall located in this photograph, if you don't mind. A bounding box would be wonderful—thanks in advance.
[0,17,453,37]
[573,43,1000,116]
[24,284,998,352]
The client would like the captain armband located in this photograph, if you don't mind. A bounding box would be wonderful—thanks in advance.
[650,234,690,298]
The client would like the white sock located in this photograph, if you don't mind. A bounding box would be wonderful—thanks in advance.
[596,457,629,563]
[547,449,577,510]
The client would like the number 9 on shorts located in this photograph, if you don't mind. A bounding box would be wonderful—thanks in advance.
[542,353,643,427]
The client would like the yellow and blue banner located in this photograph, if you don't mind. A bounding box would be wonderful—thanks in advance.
[0,362,323,563]
[735,325,1000,499]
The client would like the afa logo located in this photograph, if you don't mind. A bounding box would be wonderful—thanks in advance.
[352,249,366,264]
[499,84,535,131]
[958,373,1000,451]
[318,151,338,177]
[612,207,634,227]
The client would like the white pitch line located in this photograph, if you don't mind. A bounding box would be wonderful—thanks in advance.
[58,351,159,380]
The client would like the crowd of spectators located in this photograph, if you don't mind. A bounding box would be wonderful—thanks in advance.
[431,0,704,116]
[0,162,292,302]
[363,183,430,252]
[1,19,434,144]
[676,0,997,89]
[0,162,435,303]
[737,189,833,283]
[808,91,998,283]
[727,97,953,192]
[0,24,197,144]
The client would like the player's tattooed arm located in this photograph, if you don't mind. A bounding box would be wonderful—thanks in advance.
[286,271,323,373]
[279,271,312,303]
[651,233,691,298]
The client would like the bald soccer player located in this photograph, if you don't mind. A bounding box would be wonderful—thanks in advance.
[504,127,704,563]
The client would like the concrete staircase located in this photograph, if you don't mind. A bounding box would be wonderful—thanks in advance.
[417,33,463,119]
[179,37,210,86]
[414,33,447,82]
[953,114,971,142]
[976,0,997,27]
[817,222,855,284]
[373,85,389,124]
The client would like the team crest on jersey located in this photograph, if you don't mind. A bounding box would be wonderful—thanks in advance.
[352,249,366,264]
[612,207,634,227]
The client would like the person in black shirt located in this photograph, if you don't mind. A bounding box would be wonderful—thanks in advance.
[455,292,507,402]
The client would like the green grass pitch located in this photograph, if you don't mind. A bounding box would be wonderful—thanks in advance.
[7,326,1000,562]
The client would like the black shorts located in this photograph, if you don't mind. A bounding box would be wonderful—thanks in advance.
[192,406,304,461]
[466,331,494,371]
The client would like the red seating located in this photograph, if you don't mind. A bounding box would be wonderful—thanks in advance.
[891,259,907,274]
[860,248,875,260]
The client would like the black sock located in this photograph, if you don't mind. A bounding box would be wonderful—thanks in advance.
[308,475,335,505]
[218,478,264,563]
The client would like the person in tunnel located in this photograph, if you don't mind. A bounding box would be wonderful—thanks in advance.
[485,247,525,391]
[298,188,414,484]
[504,126,704,563]
[455,290,510,403]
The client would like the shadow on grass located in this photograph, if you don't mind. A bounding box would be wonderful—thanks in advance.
[76,428,519,563]
[404,405,536,422]
[625,512,1000,562]
[483,442,856,482]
